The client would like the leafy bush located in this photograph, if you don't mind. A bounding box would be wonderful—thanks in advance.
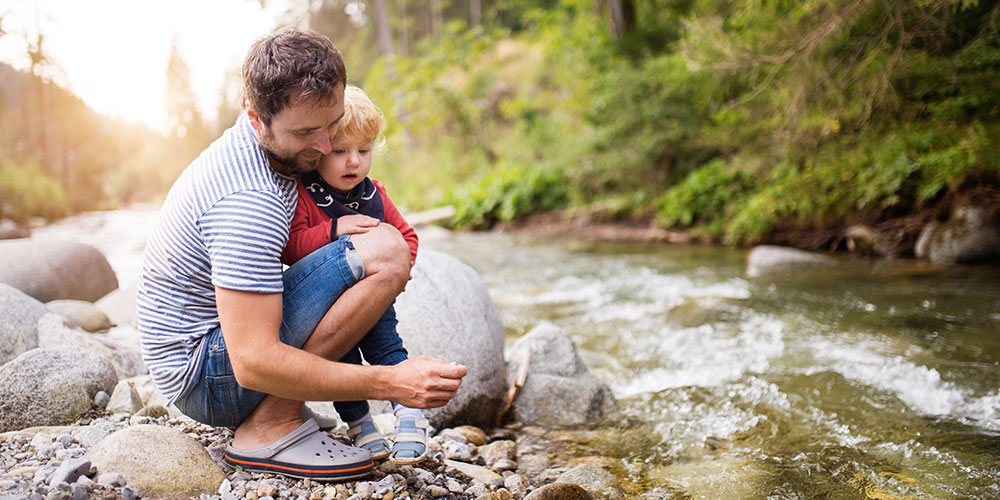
[447,163,568,229]
[0,161,70,223]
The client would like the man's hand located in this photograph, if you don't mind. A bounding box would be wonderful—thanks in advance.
[336,214,380,237]
[390,355,468,409]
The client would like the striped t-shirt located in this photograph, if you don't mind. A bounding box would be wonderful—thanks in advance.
[137,114,297,405]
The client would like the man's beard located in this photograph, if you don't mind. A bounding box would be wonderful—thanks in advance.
[259,130,320,177]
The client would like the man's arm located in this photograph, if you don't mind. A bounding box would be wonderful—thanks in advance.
[215,286,466,407]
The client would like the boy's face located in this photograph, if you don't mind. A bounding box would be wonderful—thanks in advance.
[317,134,374,193]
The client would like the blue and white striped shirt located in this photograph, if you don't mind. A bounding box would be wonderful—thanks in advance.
[137,114,297,405]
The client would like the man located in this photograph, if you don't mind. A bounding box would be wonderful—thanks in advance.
[136,27,466,481]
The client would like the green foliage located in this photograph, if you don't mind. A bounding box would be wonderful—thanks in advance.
[0,160,69,223]
[655,159,751,232]
[344,0,1000,242]
[447,163,569,229]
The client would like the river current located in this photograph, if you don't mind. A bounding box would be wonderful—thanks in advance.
[32,209,1000,499]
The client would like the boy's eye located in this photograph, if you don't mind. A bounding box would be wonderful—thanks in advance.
[333,149,346,154]
[359,149,370,154]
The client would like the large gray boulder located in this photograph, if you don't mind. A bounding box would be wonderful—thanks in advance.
[86,424,225,500]
[915,206,1000,264]
[0,283,46,365]
[745,245,837,278]
[0,222,30,240]
[395,249,506,430]
[0,239,119,302]
[507,322,617,428]
[36,313,146,378]
[0,346,117,432]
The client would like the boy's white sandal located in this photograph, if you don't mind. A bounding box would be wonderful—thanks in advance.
[389,417,429,465]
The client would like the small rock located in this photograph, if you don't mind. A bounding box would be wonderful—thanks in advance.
[76,476,95,490]
[523,483,594,500]
[504,475,527,498]
[9,466,40,477]
[556,465,623,499]
[374,476,394,496]
[105,380,143,415]
[745,245,837,277]
[425,485,449,498]
[355,482,375,499]
[71,422,116,448]
[443,460,503,485]
[492,489,515,500]
[478,441,516,467]
[257,483,278,498]
[45,300,113,332]
[93,391,110,409]
[121,486,140,500]
[445,479,463,494]
[437,430,468,444]
[451,426,487,446]
[465,482,490,498]
[491,459,518,472]
[47,458,93,485]
[96,472,126,488]
[443,441,476,462]
[229,471,252,483]
[55,434,75,447]
[135,405,169,419]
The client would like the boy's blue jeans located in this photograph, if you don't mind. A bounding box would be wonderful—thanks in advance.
[174,235,407,428]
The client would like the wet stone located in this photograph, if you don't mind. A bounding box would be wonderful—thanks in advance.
[121,486,139,500]
[426,485,449,498]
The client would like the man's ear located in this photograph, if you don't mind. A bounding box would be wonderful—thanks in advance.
[246,108,264,134]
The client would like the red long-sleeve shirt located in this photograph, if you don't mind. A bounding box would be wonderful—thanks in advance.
[282,178,418,266]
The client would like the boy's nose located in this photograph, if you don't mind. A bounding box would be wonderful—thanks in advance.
[346,152,359,167]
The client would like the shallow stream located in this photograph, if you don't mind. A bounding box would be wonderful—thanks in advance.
[33,209,1000,499]
[428,231,1000,499]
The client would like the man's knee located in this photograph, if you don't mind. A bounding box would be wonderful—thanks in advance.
[351,224,410,281]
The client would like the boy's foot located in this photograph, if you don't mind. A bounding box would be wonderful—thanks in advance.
[389,417,429,465]
[348,421,391,460]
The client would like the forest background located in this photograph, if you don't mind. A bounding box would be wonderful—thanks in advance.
[2,0,998,250]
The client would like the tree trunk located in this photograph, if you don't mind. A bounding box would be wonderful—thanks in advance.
[430,0,443,40]
[607,0,635,38]
[372,0,395,56]
[470,0,481,27]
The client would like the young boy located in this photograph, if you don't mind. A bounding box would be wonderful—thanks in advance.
[281,85,426,465]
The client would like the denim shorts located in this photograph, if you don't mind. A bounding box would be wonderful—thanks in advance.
[174,235,364,427]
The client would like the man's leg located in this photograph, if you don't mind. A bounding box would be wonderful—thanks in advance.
[232,224,410,450]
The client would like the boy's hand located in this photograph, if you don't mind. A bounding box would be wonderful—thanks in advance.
[336,215,380,237]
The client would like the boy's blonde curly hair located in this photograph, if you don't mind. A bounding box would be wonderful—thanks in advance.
[336,85,386,152]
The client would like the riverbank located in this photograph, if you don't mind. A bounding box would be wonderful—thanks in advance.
[496,173,1000,263]
[0,406,639,500]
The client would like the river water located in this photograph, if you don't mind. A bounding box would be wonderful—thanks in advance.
[33,209,1000,499]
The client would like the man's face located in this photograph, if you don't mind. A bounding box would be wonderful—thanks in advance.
[251,84,346,177]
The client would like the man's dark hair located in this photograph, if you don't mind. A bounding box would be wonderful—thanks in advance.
[242,27,347,126]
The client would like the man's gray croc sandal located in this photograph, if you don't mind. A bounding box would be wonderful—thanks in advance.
[224,418,374,481]
[389,417,429,465]
[301,404,340,432]
[348,421,391,460]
